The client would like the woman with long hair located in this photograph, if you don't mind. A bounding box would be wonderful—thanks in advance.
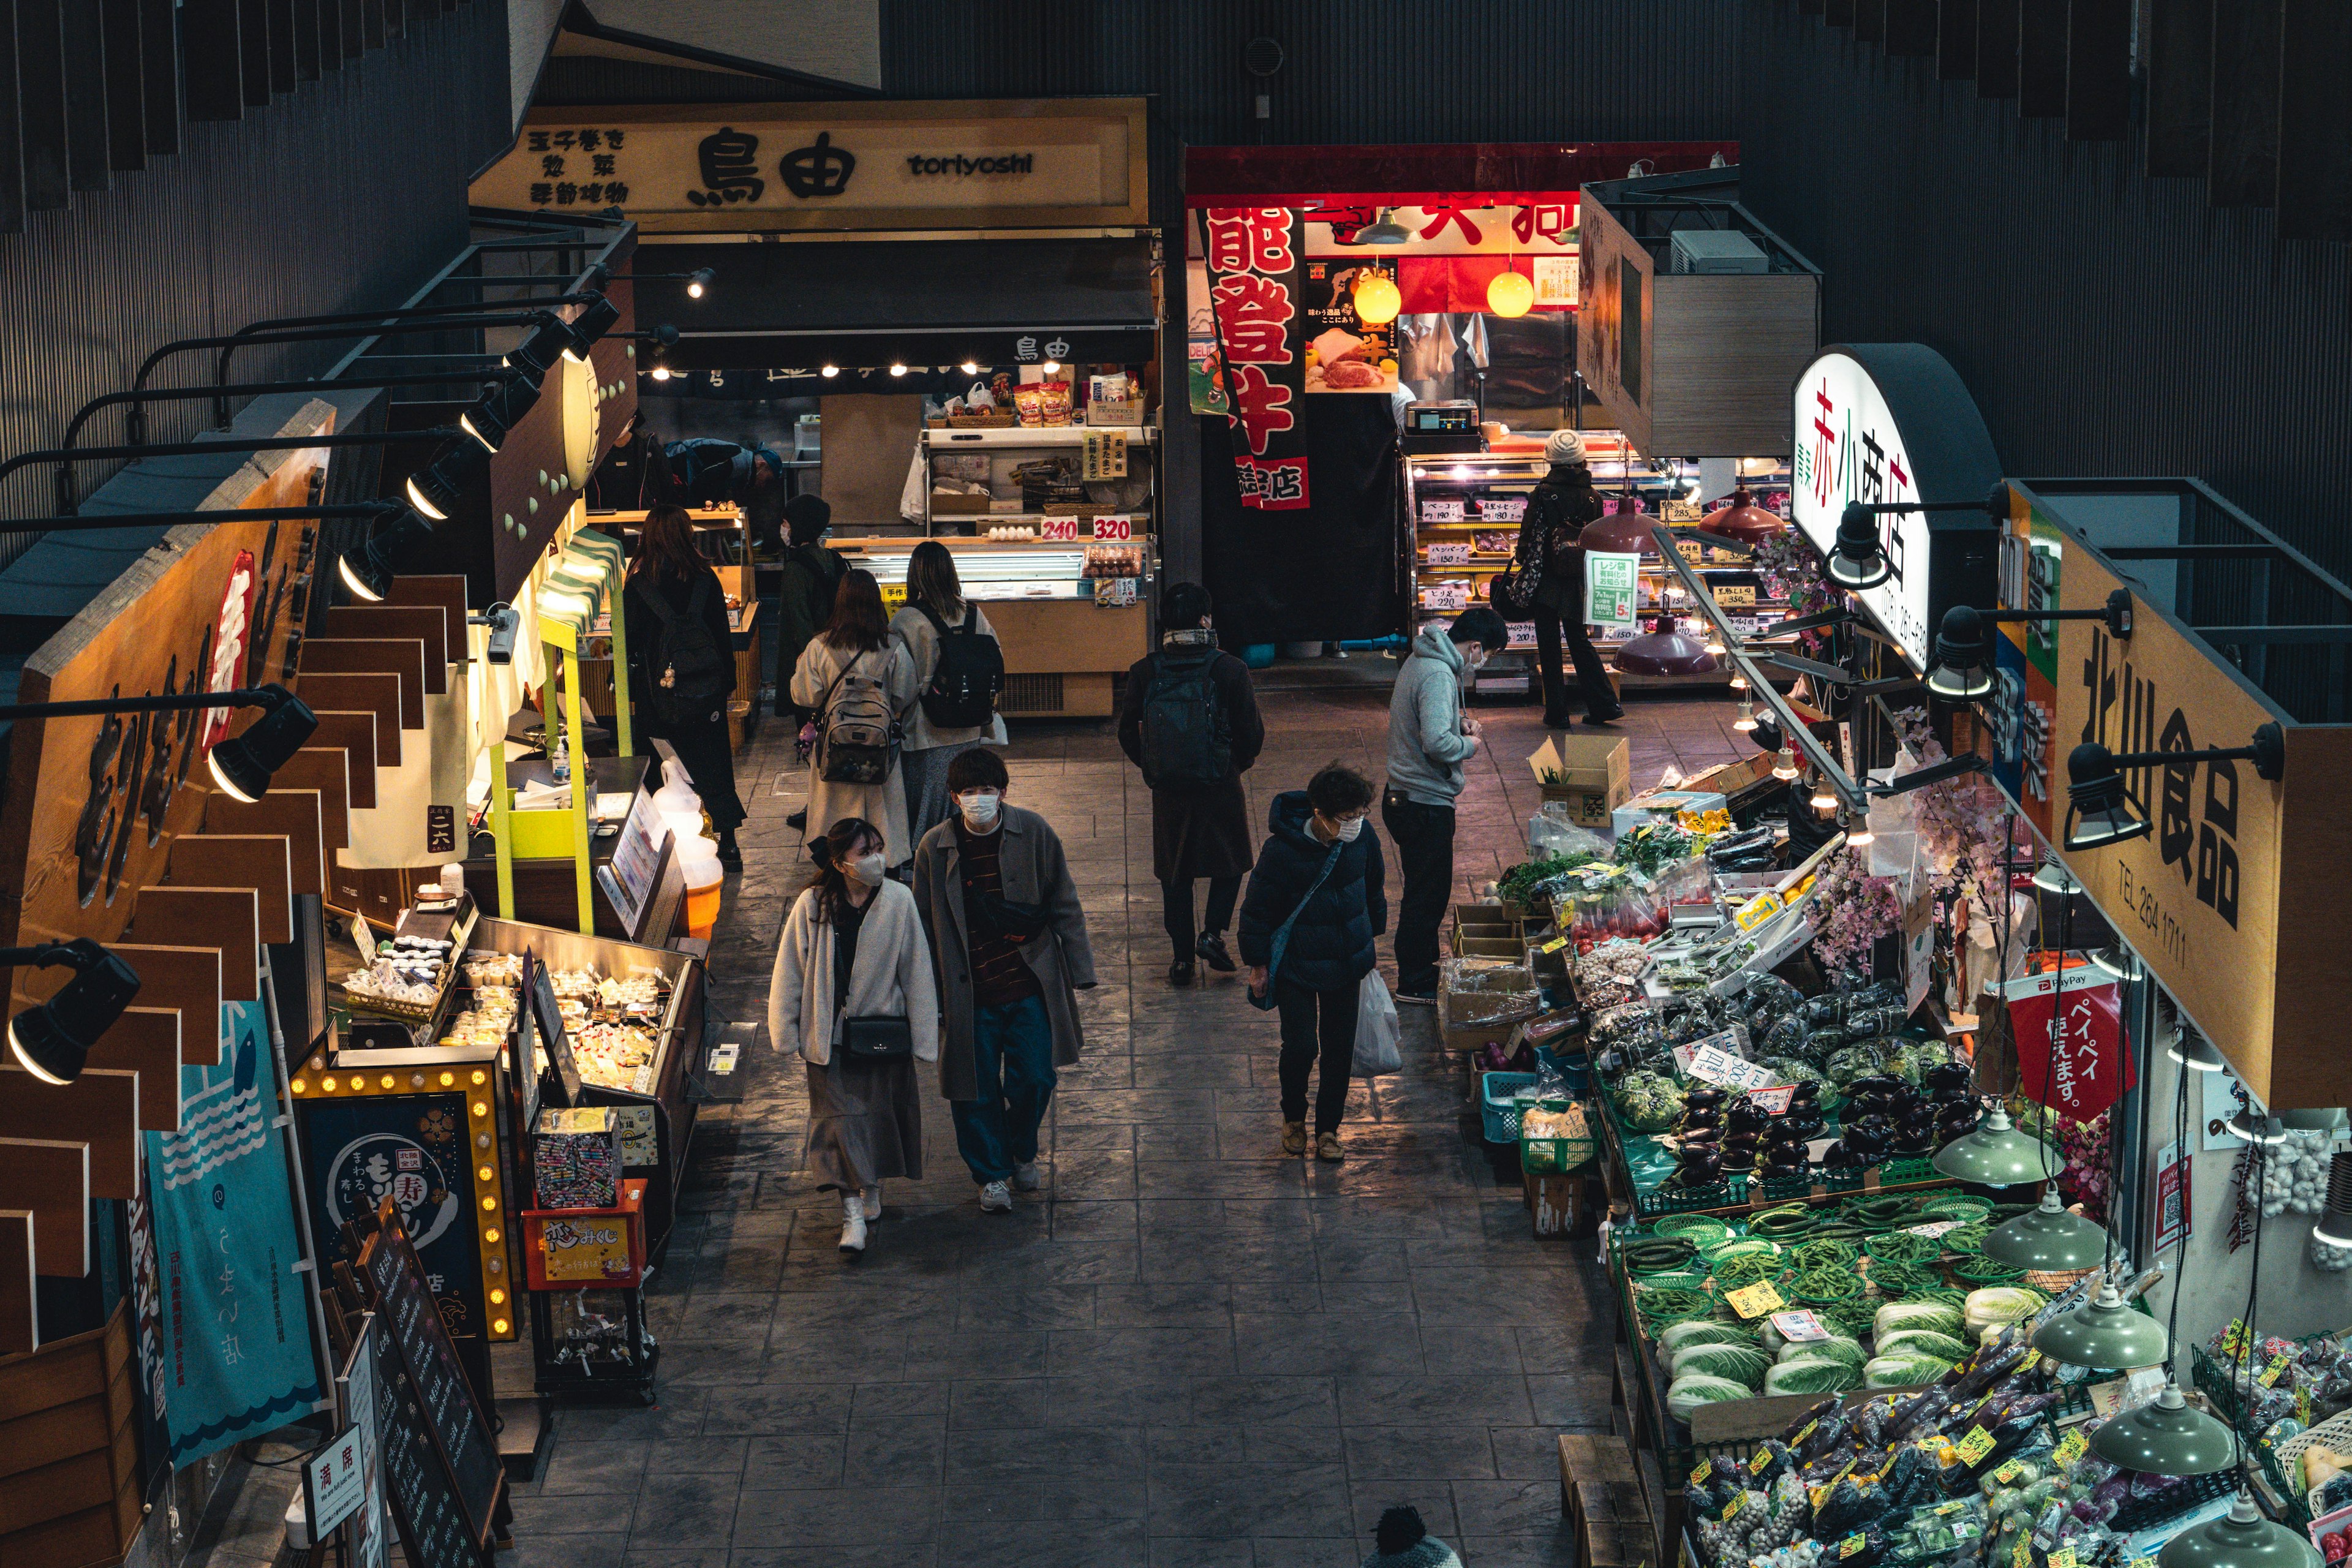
[890,541,1008,842]
[767,816,937,1254]
[790,567,918,866]
[624,503,745,868]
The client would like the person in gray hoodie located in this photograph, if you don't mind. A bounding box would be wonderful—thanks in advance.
[1382,606,1509,1001]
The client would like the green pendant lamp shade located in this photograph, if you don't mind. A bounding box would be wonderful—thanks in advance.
[2091,1384,2238,1475]
[2159,1495,2323,1568]
[2032,1283,2171,1371]
[1985,1189,2113,1272]
[1933,1104,2062,1186]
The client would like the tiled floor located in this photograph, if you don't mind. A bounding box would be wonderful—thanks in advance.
[191,668,1749,1568]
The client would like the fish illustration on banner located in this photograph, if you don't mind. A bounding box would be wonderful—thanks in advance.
[1201,207,1311,511]
[145,999,323,1465]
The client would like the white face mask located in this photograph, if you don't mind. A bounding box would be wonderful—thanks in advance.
[1329,814,1366,842]
[847,853,888,886]
[959,791,1002,828]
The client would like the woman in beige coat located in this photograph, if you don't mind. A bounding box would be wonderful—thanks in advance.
[768,816,939,1254]
[889,541,1009,844]
[790,568,918,868]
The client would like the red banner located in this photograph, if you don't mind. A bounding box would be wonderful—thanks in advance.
[1202,207,1311,510]
[2005,969,2134,1123]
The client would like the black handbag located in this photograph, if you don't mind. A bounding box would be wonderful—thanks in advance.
[839,1015,914,1063]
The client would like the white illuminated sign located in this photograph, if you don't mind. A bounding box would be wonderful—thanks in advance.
[1790,350,1932,671]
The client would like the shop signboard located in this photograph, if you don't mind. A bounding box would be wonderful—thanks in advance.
[1586,552,1640,630]
[1787,345,2002,673]
[1202,207,1312,511]
[2002,970,2131,1123]
[472,100,1148,233]
[1298,257,1399,394]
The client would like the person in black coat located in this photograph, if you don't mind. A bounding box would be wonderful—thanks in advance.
[1117,582,1266,986]
[1238,766,1387,1163]
[1511,428,1624,728]
[624,504,745,869]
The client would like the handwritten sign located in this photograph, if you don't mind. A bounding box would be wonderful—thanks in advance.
[1427,541,1473,567]
[1479,496,1527,522]
[1725,1280,1785,1318]
[1751,1085,1798,1116]
[1039,517,1079,541]
[1687,1044,1776,1092]
[1771,1310,1830,1342]
[1421,499,1466,524]
[1090,514,1133,541]
[1718,584,1757,608]
[1955,1426,1997,1466]
[1423,581,1469,612]
[1841,1536,1866,1560]
[2052,1428,2087,1468]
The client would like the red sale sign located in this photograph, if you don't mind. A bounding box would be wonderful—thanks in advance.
[2004,969,2134,1122]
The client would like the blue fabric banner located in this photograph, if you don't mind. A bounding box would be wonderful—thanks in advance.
[145,998,323,1464]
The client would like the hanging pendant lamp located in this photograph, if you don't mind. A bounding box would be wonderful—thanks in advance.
[1487,266,1534,318]
[2168,1030,2226,1073]
[1931,1104,2060,1186]
[1983,1189,2111,1272]
[1581,494,1663,557]
[2090,1382,2239,1475]
[2031,1281,2170,1371]
[1698,486,1788,546]
[2158,1494,2323,1568]
[1615,615,1720,677]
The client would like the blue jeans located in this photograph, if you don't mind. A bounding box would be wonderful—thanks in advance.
[950,993,1057,1185]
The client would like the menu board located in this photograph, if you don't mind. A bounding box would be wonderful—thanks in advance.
[334,1316,390,1568]
[366,1311,483,1568]
[363,1213,502,1550]
[603,790,663,933]
[524,951,582,1109]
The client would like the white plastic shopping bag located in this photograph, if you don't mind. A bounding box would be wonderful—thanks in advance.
[1353,971,1402,1076]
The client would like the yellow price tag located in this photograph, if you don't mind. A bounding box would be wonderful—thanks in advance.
[2130,1557,2158,1568]
[1829,1456,1858,1489]
[1749,1447,1772,1476]
[1723,1489,1747,1520]
[2260,1352,2290,1387]
[2299,1387,2314,1423]
[1690,1460,1712,1487]
[1725,1280,1786,1319]
[1841,1535,1866,1560]
[2019,1349,2041,1374]
[1537,935,1570,954]
[1955,1426,1997,1466]
[1733,891,1785,933]
[1994,1460,2024,1485]
[880,582,908,612]
[2049,1548,2078,1568]
[1718,584,1757,608]
[2012,1543,2033,1568]
[2052,1428,2087,1468]
[1793,1419,1820,1448]
[2220,1319,2250,1359]
[1676,537,1705,562]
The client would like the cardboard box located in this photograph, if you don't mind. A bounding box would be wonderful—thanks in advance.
[1531,734,1632,828]
[1610,789,1728,842]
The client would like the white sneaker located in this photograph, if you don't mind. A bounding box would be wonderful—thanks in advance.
[979,1180,1013,1213]
[838,1200,868,1254]
[1012,1161,1042,1191]
[861,1186,882,1221]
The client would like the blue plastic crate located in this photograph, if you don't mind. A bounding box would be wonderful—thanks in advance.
[1533,1044,1591,1097]
[1480,1072,1539,1143]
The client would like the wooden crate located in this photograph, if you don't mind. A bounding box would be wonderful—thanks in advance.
[1561,1434,1652,1568]
[1524,1167,1602,1238]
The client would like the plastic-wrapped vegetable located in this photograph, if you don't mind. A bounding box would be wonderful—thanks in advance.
[1825,1041,1890,1088]
[1778,1336,1867,1369]
[1671,1341,1773,1388]
[1660,1319,1758,1354]
[1669,1373,1755,1422]
[1611,1069,1683,1132]
[1766,1356,1862,1395]
[1874,1302,1964,1341]
[1875,1329,1971,1363]
[1865,1353,1957,1388]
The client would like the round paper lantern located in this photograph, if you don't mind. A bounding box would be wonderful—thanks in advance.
[1351,272,1401,326]
[1487,268,1534,318]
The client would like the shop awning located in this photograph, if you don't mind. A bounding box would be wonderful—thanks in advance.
[650,236,1158,372]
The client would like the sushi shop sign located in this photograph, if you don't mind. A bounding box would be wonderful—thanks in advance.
[470,99,1149,233]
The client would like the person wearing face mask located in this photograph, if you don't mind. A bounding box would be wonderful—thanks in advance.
[911,747,1096,1213]
[767,817,939,1256]
[1238,764,1386,1161]
[1382,605,1509,1003]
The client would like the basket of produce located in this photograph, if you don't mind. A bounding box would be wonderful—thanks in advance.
[1786,1265,1865,1306]
[1619,1235,1704,1276]
[1789,1237,1857,1272]
[1916,1194,1994,1222]
[1746,1206,1818,1244]
[1861,1228,1941,1267]
[1708,1250,1787,1291]
[1517,1098,1595,1174]
[1949,1254,2027,1288]
[1653,1214,1733,1248]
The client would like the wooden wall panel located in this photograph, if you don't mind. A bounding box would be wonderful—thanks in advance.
[303,713,377,810]
[0,1142,87,1278]
[288,673,401,766]
[296,638,422,728]
[321,605,450,688]
[82,1007,179,1131]
[203,790,323,897]
[0,1071,136,1197]
[166,834,293,943]
[0,1215,29,1355]
[0,1306,136,1558]
[126,887,257,1001]
[266,753,350,853]
[96,945,219,1066]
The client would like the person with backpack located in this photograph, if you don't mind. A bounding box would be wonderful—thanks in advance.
[1238,763,1385,1162]
[1117,582,1264,986]
[624,504,745,870]
[890,541,1008,843]
[773,492,845,721]
[1504,429,1624,728]
[790,568,918,870]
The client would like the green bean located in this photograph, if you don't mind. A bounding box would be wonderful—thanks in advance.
[1792,1238,1857,1270]
[1863,1230,1937,1264]
[1791,1266,1862,1301]
[1712,1251,1783,1287]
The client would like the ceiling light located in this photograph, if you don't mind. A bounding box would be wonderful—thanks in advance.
[2168,1028,2226,1073]
[336,510,429,603]
[1042,360,1060,374]
[1984,1189,2112,1272]
[1931,1103,2060,1186]
[1352,271,1401,325]
[206,686,320,803]
[2092,1382,2239,1475]
[1729,673,1749,691]
[889,362,908,377]
[2032,857,2083,895]
[1771,747,1798,781]
[2064,743,2151,851]
[821,364,839,379]
[404,443,486,521]
[1357,208,1411,246]
[1926,605,1996,700]
[1733,701,1757,732]
[1841,807,1874,847]
[6,938,142,1086]
[960,360,979,375]
[2031,1281,2171,1371]
[686,268,714,298]
[2313,1153,2352,1248]
[2086,944,2138,981]
[1827,503,1890,590]
[1487,269,1534,318]
[2157,1492,2323,1568]
[1809,780,1837,812]
[649,355,673,382]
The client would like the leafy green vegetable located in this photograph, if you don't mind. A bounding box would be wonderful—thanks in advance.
[1670,1343,1772,1389]
[1864,1353,1955,1388]
[1667,1373,1754,1422]
[1611,1069,1683,1133]
[1500,851,1601,906]
[1777,1336,1866,1369]
[1659,1320,1757,1354]
[1765,1356,1861,1395]
[1872,1302,1964,1341]
[1875,1329,1970,1362]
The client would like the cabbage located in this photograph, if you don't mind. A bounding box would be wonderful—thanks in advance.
[1779,1335,1866,1370]
[1864,1353,1954,1388]
[1765,1356,1861,1396]
[1962,1286,2047,1338]
[1875,1329,1970,1363]
[1660,1320,1757,1354]
[1670,1342,1772,1389]
[1873,1301,1963,1341]
[1668,1373,1755,1422]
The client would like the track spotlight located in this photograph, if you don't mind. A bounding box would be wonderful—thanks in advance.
[686,268,714,299]
[205,685,320,803]
[5,939,142,1086]
[821,364,839,379]
[404,442,486,522]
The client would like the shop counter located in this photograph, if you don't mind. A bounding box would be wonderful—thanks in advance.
[469,756,687,947]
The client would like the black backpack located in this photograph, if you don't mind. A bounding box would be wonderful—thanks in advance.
[795,545,845,632]
[916,606,1005,729]
[1139,647,1230,790]
[641,575,733,727]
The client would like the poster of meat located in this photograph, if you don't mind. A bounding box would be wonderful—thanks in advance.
[1300,258,1399,394]
[1202,207,1311,510]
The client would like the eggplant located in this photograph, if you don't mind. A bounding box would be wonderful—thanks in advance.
[1787,1080,1821,1105]
[1782,1110,1828,1140]
[1719,1143,1757,1172]
[1725,1099,1771,1135]
[1846,1074,1904,1097]
[1820,1140,1860,1169]
[1677,1126,1720,1148]
[1891,1126,1935,1155]
[1676,1147,1724,1185]
[1923,1061,1973,1093]
[1683,1087,1727,1111]
[1679,1104,1722,1131]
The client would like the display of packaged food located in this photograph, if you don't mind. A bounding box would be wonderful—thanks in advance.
[533,1106,622,1210]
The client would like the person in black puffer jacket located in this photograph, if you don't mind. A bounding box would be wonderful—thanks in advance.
[1239,764,1387,1163]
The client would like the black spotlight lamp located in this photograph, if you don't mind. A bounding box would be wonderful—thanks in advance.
[1926,605,1995,699]
[1828,503,1890,589]
[686,268,714,298]
[404,440,488,522]
[458,377,543,455]
[336,507,434,603]
[205,685,320,802]
[469,603,521,666]
[2064,722,2286,853]
[4,938,141,1085]
[562,295,624,361]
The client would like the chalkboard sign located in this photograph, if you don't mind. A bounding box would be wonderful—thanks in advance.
[362,1310,483,1568]
[525,949,582,1109]
[363,1210,502,1549]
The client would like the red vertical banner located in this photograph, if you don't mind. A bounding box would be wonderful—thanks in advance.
[2005,969,2133,1122]
[1202,207,1311,510]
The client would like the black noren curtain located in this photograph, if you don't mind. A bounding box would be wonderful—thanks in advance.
[1197,398,1401,649]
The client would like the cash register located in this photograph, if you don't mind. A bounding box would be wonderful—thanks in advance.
[1400,399,1486,455]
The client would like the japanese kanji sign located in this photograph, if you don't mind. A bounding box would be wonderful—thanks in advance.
[2004,968,2131,1123]
[1202,207,1312,511]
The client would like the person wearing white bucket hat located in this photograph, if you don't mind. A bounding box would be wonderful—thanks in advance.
[1507,427,1623,729]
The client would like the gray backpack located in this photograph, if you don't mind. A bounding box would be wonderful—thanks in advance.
[816,649,900,786]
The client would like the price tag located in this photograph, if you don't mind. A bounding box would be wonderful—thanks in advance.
[2052,1428,2087,1468]
[1479,496,1527,522]
[1905,1220,1961,1240]
[1717,584,1757,608]
[1750,1085,1798,1116]
[1422,499,1466,524]
[1423,582,1469,612]
[2220,1319,2250,1359]
[1793,1418,1820,1447]
[1955,1427,1997,1465]
[2049,1549,2078,1568]
[2130,1557,2158,1568]
[1747,1447,1772,1476]
[1722,1488,1747,1520]
[2299,1387,2313,1423]
[1675,537,1706,562]
[1039,517,1079,542]
[2012,1542,2032,1568]
[1734,891,1785,932]
[1687,1044,1776,1092]
[1536,935,1570,954]
[1725,1280,1785,1319]
[1689,1460,1713,1487]
[2019,1349,2041,1373]
[2260,1351,2291,1387]
[1841,1536,1866,1560]
[1427,541,1472,567]
[1994,1461,2024,1485]
[1828,1456,1858,1489]
[1771,1310,1830,1344]
[1090,514,1133,541]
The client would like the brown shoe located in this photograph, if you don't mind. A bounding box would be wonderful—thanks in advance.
[1315,1131,1345,1163]
[1281,1120,1308,1156]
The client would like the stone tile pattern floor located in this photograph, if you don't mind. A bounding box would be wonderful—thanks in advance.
[193,675,1744,1568]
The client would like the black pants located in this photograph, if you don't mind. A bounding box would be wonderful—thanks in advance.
[1276,979,1358,1134]
[647,715,745,832]
[1162,875,1240,957]
[1381,791,1456,993]
[1534,602,1621,720]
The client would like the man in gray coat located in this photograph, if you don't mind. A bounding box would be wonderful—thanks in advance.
[911,746,1096,1212]
[1382,606,1509,1003]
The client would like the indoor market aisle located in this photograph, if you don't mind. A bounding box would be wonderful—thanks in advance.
[496,680,1749,1568]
